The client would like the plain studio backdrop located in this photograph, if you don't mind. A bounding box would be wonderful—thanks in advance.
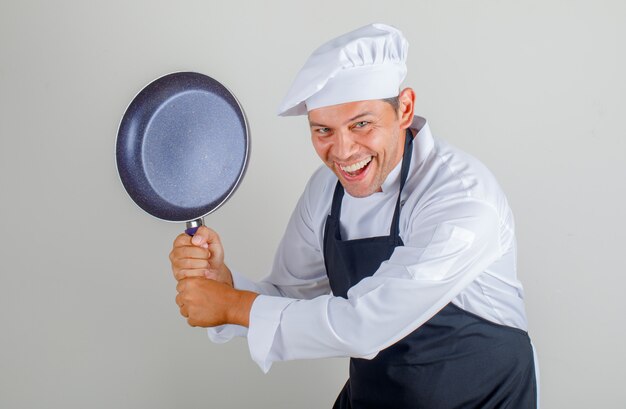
[1,1,624,408]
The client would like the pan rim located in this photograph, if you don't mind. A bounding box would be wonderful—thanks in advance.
[114,70,250,224]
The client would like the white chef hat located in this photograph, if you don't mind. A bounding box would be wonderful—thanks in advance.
[277,23,408,116]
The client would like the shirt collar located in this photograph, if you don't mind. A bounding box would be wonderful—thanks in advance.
[411,116,434,171]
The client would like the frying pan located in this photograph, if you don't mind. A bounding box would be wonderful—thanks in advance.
[115,72,249,235]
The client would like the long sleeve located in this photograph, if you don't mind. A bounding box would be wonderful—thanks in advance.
[247,197,503,372]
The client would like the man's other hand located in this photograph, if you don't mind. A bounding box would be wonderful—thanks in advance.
[175,277,257,327]
[169,226,234,286]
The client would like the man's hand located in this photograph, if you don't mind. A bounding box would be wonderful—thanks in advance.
[175,277,258,327]
[169,226,233,286]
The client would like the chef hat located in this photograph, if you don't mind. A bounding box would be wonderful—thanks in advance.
[277,23,408,116]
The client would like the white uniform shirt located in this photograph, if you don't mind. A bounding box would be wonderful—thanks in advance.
[208,116,528,374]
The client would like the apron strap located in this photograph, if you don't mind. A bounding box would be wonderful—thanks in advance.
[390,129,414,238]
[329,179,346,219]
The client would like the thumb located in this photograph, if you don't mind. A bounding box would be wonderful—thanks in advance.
[191,226,210,248]
[195,226,224,264]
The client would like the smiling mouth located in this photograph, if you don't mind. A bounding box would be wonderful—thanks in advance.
[338,156,372,177]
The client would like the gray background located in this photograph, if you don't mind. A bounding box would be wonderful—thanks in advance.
[1,0,624,407]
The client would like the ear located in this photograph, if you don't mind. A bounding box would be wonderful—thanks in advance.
[397,87,416,129]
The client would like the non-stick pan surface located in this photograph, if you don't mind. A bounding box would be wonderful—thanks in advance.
[116,72,249,224]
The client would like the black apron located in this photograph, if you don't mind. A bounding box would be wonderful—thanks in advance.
[323,130,537,409]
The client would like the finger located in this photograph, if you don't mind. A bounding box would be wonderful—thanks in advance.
[171,246,211,261]
[175,293,182,307]
[201,228,225,266]
[174,258,210,271]
[191,226,222,251]
[173,233,193,248]
[204,271,228,283]
[170,249,211,275]
[191,226,210,247]
[177,276,205,292]
[180,304,189,318]
[175,269,210,281]
[204,270,219,280]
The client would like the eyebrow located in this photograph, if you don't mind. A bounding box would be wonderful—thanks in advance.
[309,112,376,128]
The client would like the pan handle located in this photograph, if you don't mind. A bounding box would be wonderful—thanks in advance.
[185,218,204,236]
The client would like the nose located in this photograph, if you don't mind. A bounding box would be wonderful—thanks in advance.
[333,130,357,161]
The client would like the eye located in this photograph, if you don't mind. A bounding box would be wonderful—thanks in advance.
[315,127,331,135]
[354,121,369,128]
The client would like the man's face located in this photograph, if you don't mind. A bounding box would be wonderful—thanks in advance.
[308,99,407,198]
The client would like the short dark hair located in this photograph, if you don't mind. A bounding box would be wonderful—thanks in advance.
[381,96,400,114]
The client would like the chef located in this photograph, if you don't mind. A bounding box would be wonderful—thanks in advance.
[170,23,538,408]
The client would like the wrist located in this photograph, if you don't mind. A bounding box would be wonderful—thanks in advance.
[226,289,258,327]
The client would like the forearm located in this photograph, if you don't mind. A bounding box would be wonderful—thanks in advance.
[250,264,485,369]
[247,221,500,371]
[227,289,259,327]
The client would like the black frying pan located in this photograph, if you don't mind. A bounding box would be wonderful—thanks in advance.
[115,72,249,235]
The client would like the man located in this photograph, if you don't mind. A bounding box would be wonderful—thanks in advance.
[170,23,538,408]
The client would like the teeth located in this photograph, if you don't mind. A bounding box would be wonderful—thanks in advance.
[340,157,372,173]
